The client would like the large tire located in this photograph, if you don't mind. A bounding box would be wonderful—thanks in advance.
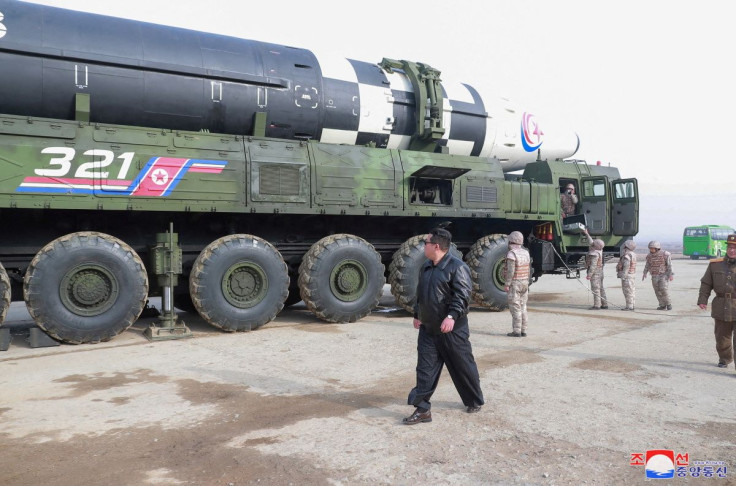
[190,234,288,331]
[388,235,463,313]
[465,234,510,311]
[23,232,149,344]
[298,234,384,323]
[0,263,11,326]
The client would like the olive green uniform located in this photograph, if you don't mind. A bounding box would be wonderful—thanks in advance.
[698,258,736,367]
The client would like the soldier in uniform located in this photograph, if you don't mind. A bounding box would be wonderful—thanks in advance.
[617,240,637,310]
[585,238,608,309]
[642,241,674,310]
[697,234,736,369]
[560,183,578,218]
[503,231,530,337]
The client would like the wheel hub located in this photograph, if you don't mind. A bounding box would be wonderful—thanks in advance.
[493,258,507,290]
[222,262,268,308]
[330,260,367,302]
[60,264,119,316]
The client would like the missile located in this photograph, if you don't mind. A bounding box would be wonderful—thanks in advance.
[0,1,578,171]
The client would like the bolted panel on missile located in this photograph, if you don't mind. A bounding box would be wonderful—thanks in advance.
[0,0,578,171]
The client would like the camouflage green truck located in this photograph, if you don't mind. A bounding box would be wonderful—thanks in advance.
[0,2,638,343]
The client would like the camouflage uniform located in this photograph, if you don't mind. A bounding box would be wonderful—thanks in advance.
[586,239,607,309]
[560,183,578,218]
[697,234,736,368]
[504,231,530,336]
[643,241,674,310]
[616,240,637,310]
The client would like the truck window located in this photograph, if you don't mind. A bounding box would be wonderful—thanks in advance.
[614,181,635,199]
[583,179,605,197]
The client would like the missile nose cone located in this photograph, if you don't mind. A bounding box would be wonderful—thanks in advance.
[490,110,580,171]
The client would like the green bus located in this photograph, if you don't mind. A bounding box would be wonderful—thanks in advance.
[683,225,735,259]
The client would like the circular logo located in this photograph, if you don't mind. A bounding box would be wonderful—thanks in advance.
[521,112,544,152]
[0,12,6,40]
[151,168,169,185]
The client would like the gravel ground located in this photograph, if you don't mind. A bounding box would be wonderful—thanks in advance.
[1,257,735,485]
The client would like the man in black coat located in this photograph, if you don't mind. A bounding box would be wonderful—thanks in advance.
[403,228,484,425]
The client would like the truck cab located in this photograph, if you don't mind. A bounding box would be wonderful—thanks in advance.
[520,159,639,276]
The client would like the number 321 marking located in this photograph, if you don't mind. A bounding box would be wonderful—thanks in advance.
[35,148,135,179]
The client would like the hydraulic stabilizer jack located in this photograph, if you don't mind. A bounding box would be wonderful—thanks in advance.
[144,223,192,341]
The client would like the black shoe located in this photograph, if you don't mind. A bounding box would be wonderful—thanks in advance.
[466,405,482,413]
[620,308,630,311]
[588,306,600,310]
[507,332,522,337]
[601,305,609,309]
[402,409,432,425]
[520,332,527,337]
[718,362,728,368]
[666,305,672,310]
[657,306,666,310]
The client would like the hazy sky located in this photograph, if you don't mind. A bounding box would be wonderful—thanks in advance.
[18,0,736,241]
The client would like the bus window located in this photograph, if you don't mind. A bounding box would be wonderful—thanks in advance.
[710,228,734,240]
[684,228,707,237]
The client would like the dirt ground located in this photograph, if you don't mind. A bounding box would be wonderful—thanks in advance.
[1,257,735,485]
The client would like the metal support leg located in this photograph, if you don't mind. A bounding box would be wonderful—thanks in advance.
[144,223,192,341]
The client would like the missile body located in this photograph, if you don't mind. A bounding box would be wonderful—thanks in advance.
[0,1,578,170]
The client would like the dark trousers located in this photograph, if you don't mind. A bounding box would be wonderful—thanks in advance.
[714,319,736,365]
[408,324,484,410]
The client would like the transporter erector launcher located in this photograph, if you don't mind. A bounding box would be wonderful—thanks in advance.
[0,1,578,171]
[0,2,638,345]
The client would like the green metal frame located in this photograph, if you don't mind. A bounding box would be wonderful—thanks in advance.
[380,58,445,152]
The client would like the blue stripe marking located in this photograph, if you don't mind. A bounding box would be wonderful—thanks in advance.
[162,159,195,197]
[16,187,95,194]
[15,158,227,195]
[125,156,161,194]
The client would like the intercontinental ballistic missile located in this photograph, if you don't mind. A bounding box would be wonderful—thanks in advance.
[0,1,579,171]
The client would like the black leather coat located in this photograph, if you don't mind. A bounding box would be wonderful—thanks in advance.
[413,252,472,335]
